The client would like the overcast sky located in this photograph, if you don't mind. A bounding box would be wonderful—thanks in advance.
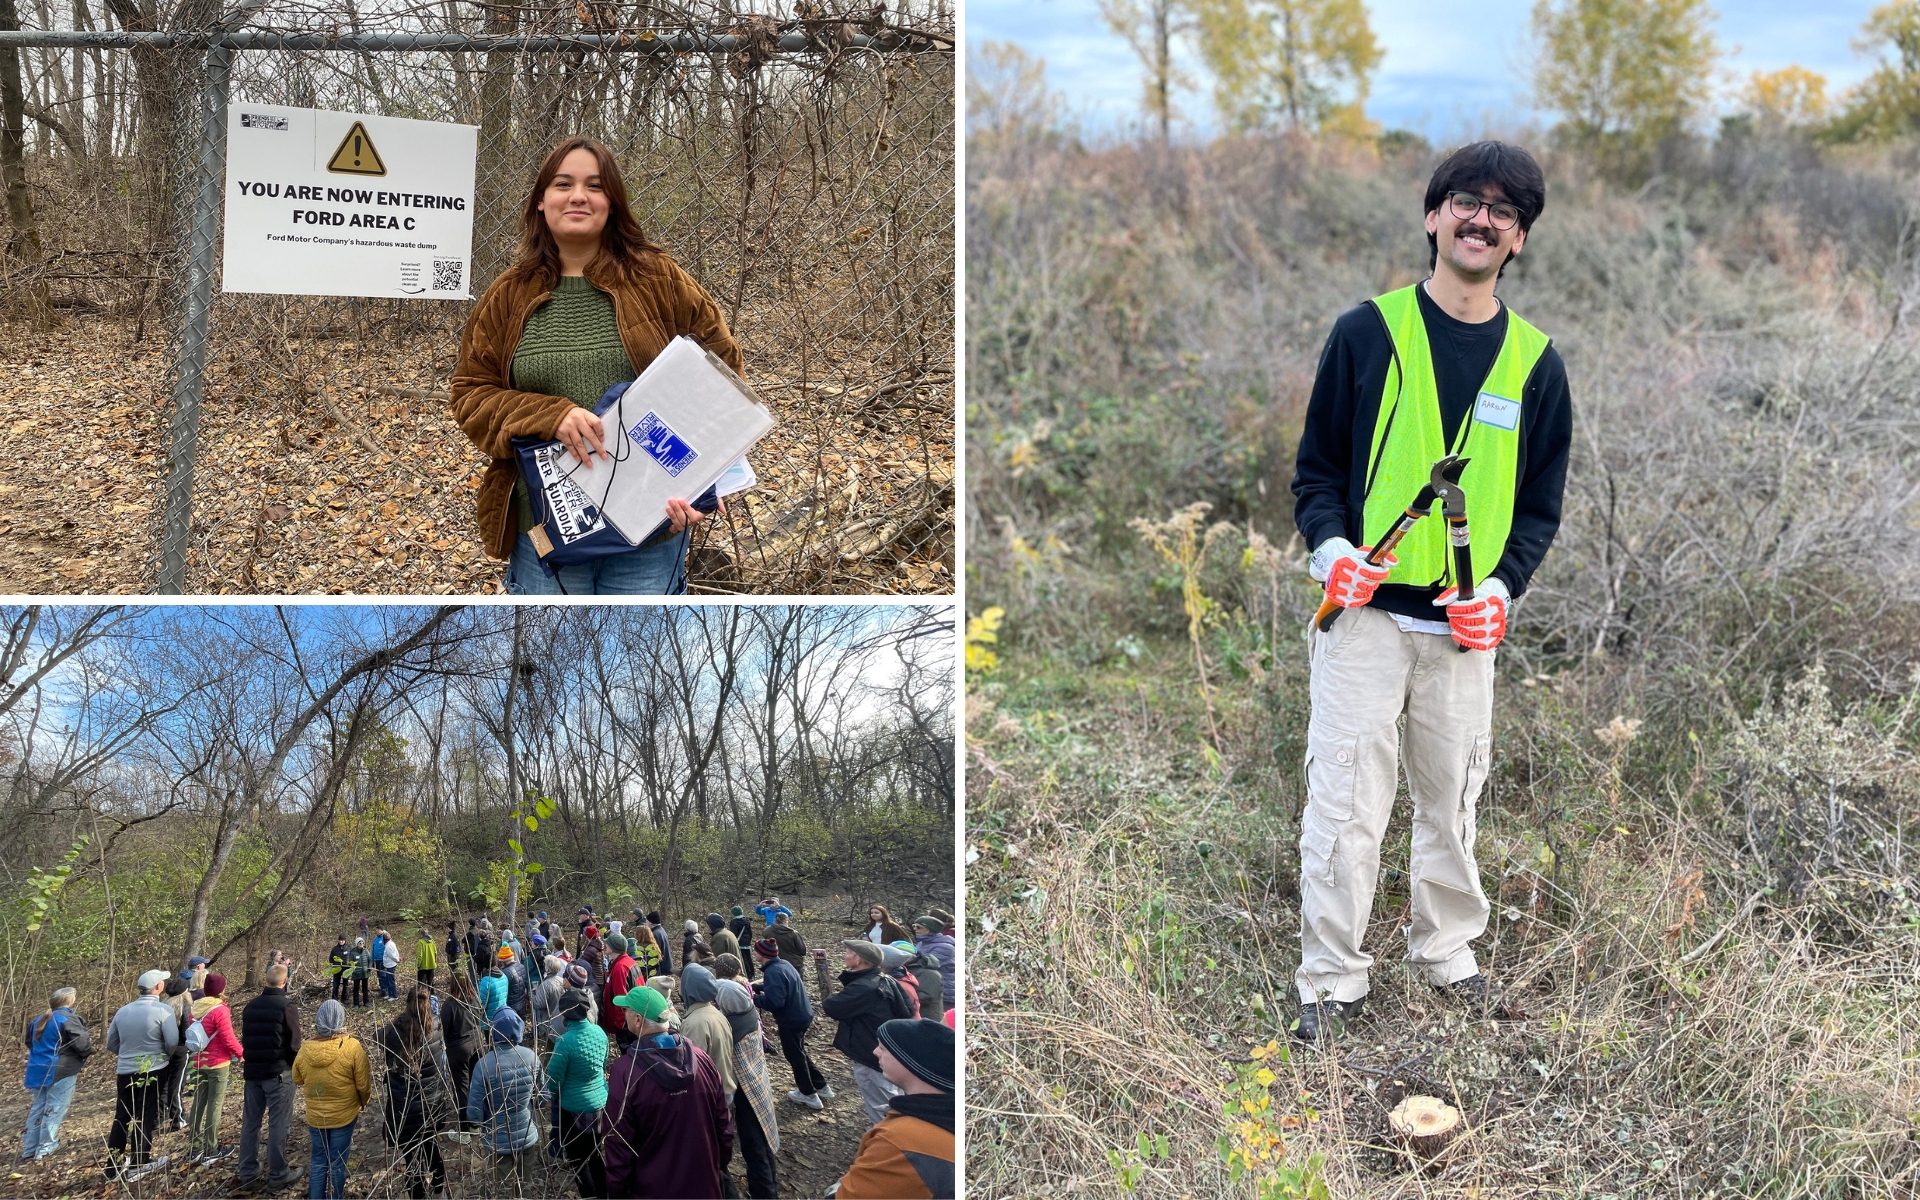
[967,0,1882,141]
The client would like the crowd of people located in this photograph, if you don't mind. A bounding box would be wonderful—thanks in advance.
[17,896,958,1199]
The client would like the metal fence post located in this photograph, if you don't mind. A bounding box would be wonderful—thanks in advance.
[156,41,231,594]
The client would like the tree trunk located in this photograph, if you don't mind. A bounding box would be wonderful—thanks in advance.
[501,606,524,934]
[0,0,50,320]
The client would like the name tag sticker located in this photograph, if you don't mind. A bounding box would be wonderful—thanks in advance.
[629,410,699,478]
[1473,391,1521,432]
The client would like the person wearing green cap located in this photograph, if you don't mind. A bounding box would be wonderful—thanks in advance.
[603,984,732,1197]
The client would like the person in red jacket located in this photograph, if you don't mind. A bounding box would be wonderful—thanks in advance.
[600,935,642,1050]
[600,985,732,1199]
[186,974,243,1165]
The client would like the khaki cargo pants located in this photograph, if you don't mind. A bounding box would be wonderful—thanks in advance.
[1296,606,1494,1004]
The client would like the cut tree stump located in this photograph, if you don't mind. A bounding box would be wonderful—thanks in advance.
[1387,1095,1464,1164]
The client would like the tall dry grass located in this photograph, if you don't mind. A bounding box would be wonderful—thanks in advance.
[966,122,1920,1197]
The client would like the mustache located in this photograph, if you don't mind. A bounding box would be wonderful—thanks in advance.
[1453,221,1502,243]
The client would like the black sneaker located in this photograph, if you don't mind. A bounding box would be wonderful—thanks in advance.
[1291,996,1365,1046]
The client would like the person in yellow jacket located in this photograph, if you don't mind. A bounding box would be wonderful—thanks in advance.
[292,1000,370,1200]
[415,929,438,991]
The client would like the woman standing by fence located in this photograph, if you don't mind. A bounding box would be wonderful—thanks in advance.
[450,136,744,595]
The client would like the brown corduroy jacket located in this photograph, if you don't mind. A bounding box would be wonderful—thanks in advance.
[449,253,745,560]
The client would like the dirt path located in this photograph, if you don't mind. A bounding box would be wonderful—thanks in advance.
[0,899,944,1198]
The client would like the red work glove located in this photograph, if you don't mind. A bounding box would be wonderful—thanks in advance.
[1432,577,1510,650]
[1312,537,1394,609]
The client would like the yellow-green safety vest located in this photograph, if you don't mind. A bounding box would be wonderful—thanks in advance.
[417,939,437,970]
[1361,284,1549,590]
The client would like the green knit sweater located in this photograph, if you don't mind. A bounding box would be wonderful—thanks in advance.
[510,275,634,534]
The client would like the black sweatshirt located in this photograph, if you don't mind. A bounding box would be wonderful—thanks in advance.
[1290,283,1572,622]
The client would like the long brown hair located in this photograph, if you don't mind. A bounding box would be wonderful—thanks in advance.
[503,136,662,289]
[397,983,434,1069]
[446,969,478,1006]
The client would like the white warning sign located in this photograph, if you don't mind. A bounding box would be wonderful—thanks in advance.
[222,105,477,299]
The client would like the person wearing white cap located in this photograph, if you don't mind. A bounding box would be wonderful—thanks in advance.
[103,969,178,1182]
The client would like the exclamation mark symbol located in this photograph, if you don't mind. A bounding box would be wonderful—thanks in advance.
[353,134,362,166]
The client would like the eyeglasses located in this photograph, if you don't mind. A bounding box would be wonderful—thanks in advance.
[1446,191,1521,231]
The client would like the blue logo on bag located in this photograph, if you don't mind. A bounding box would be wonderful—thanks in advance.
[630,411,698,477]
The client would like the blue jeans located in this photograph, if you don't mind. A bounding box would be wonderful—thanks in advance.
[377,965,397,999]
[505,530,689,595]
[21,1075,76,1159]
[307,1118,354,1199]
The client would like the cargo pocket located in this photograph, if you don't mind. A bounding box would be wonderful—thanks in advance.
[1458,733,1491,848]
[1305,727,1361,822]
[1300,818,1340,887]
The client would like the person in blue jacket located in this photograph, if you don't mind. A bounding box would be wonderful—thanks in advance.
[752,938,830,1110]
[20,987,92,1161]
[754,897,793,928]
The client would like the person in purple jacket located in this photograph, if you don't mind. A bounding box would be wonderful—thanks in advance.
[600,984,732,1198]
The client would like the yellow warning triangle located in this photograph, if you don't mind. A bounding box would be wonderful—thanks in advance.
[326,120,386,176]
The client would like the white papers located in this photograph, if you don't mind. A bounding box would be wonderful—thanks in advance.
[715,457,758,498]
[561,338,775,543]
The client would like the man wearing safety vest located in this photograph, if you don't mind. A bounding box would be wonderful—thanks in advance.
[1288,141,1572,1046]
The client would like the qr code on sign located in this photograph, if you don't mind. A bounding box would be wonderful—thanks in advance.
[431,259,463,293]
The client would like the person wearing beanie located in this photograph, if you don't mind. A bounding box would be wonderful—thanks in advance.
[237,962,303,1191]
[864,904,913,947]
[467,1006,546,1193]
[644,910,676,975]
[926,908,955,934]
[478,948,509,1021]
[705,912,741,967]
[599,933,643,1050]
[545,989,609,1198]
[911,917,956,1013]
[728,907,756,980]
[603,984,733,1198]
[348,937,372,1009]
[328,936,352,1004]
[833,1019,955,1199]
[20,985,91,1163]
[292,1000,372,1200]
[750,937,830,1109]
[158,972,195,1135]
[823,940,915,1126]
[580,928,608,991]
[532,953,573,1041]
[712,968,780,1199]
[500,942,530,1021]
[104,969,179,1182]
[187,973,242,1165]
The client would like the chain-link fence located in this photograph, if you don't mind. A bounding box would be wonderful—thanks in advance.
[0,0,953,595]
